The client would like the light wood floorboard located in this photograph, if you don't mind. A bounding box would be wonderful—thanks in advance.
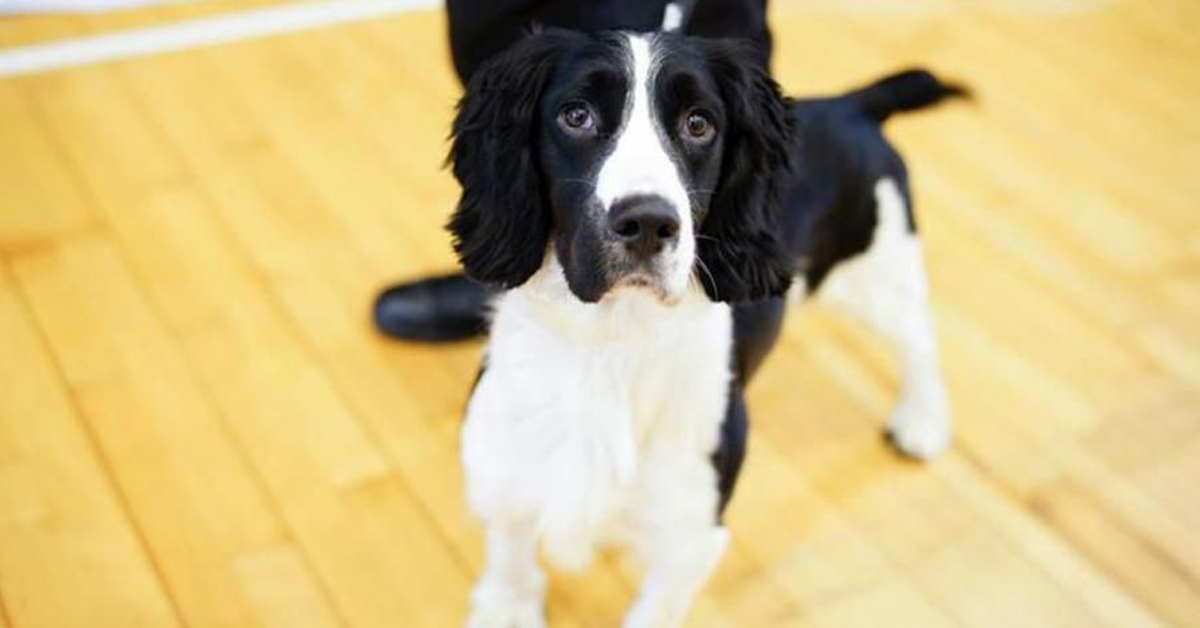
[1,1,1197,626]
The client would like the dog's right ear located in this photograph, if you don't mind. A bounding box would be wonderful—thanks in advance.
[447,30,570,289]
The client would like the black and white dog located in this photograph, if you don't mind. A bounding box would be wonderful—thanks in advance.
[447,12,963,628]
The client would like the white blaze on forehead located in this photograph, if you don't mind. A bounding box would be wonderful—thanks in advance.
[661,3,684,31]
[594,34,691,216]
[594,33,697,299]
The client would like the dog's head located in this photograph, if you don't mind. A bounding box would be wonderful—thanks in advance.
[448,29,795,304]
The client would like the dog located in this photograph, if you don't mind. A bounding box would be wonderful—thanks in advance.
[446,18,963,628]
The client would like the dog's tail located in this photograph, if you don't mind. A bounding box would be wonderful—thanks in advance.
[848,69,969,124]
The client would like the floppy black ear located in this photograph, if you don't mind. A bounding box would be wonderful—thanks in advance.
[447,31,569,288]
[696,40,797,303]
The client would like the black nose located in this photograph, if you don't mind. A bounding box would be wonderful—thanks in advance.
[607,196,681,257]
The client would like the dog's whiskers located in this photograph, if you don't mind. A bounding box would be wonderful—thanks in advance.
[559,177,600,187]
[694,257,719,300]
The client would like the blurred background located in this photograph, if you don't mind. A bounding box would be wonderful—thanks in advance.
[0,1,1198,627]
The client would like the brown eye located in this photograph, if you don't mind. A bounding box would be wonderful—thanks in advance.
[683,110,715,141]
[558,103,596,134]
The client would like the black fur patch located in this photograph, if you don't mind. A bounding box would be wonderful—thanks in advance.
[712,384,749,518]
[447,30,581,289]
[692,39,798,303]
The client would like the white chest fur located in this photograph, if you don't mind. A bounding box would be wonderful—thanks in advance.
[461,262,733,571]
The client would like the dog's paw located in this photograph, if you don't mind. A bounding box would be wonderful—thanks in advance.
[885,392,951,460]
[467,578,546,628]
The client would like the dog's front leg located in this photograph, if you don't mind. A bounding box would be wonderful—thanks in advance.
[467,520,546,628]
[622,526,729,628]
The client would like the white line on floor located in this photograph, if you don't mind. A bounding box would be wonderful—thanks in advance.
[0,0,442,78]
[0,0,212,15]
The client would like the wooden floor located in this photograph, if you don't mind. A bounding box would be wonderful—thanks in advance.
[2,0,1199,626]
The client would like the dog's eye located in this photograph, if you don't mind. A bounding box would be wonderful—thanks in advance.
[682,110,715,142]
[558,103,597,135]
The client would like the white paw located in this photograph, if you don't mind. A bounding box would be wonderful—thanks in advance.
[885,392,951,460]
[467,578,546,628]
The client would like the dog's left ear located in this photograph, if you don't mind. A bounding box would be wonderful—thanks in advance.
[696,40,797,303]
[447,30,571,289]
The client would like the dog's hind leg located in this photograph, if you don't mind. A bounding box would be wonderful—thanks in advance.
[467,521,546,628]
[814,176,951,459]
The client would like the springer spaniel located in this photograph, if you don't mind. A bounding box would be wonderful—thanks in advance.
[447,20,963,628]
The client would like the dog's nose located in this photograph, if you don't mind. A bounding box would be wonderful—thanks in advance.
[607,196,680,257]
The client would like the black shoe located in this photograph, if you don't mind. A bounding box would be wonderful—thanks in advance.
[373,273,492,342]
